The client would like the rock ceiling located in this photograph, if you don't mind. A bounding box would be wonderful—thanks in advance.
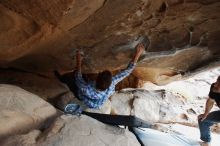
[0,0,219,84]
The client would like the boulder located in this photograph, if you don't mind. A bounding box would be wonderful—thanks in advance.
[110,91,133,115]
[0,84,57,138]
[1,115,141,146]
[110,89,191,123]
[0,69,69,100]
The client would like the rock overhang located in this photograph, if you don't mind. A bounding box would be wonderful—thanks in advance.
[0,0,219,84]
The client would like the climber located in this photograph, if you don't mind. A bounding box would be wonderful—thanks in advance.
[198,76,220,146]
[55,43,145,109]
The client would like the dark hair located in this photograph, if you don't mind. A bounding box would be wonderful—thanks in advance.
[96,70,112,91]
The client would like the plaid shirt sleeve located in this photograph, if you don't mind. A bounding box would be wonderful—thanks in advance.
[74,71,88,88]
[112,62,136,85]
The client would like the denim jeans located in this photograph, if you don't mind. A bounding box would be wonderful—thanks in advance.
[198,110,220,142]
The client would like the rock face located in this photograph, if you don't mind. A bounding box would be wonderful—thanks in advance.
[0,84,57,138]
[0,69,69,100]
[110,89,188,123]
[1,115,141,146]
[142,67,220,127]
[0,0,219,84]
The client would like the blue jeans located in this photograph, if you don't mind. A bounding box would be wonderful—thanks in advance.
[198,110,220,142]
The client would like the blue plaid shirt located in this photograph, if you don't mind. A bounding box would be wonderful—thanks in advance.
[75,62,136,109]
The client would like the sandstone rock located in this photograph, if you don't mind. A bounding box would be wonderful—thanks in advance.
[110,89,188,123]
[133,46,213,83]
[1,115,141,146]
[0,4,40,60]
[132,91,161,122]
[115,74,140,90]
[0,0,219,86]
[141,67,220,127]
[40,115,140,146]
[0,69,69,100]
[133,67,182,85]
[0,130,41,146]
[132,89,187,123]
[0,84,57,138]
[110,91,134,115]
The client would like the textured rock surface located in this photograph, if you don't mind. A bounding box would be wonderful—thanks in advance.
[1,115,141,146]
[0,0,219,84]
[0,84,57,138]
[0,68,219,145]
[110,89,187,123]
[110,92,134,115]
[0,69,69,100]
[142,67,220,130]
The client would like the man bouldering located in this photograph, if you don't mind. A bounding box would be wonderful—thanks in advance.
[55,43,145,109]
